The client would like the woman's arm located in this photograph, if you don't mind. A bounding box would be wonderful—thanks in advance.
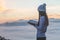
[28,22,36,26]
[28,20,38,26]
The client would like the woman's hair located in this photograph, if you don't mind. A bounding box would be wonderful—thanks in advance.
[44,13,49,26]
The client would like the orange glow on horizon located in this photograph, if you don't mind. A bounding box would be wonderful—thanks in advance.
[0,14,60,23]
[0,8,60,23]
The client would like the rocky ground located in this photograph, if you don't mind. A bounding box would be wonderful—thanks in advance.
[0,36,10,40]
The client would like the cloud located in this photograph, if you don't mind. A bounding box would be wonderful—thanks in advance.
[0,0,6,12]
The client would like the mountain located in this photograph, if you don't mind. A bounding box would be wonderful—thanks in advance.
[0,19,29,26]
[49,18,60,22]
[0,18,60,26]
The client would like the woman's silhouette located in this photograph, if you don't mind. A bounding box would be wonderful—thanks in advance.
[28,3,49,40]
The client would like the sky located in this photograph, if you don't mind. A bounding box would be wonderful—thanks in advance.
[0,0,60,23]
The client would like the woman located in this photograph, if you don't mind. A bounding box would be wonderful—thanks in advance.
[28,3,49,40]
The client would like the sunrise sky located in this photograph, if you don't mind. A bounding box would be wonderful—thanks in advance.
[0,0,60,23]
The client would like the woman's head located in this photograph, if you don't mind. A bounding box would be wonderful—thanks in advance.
[38,3,46,12]
[38,3,46,16]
